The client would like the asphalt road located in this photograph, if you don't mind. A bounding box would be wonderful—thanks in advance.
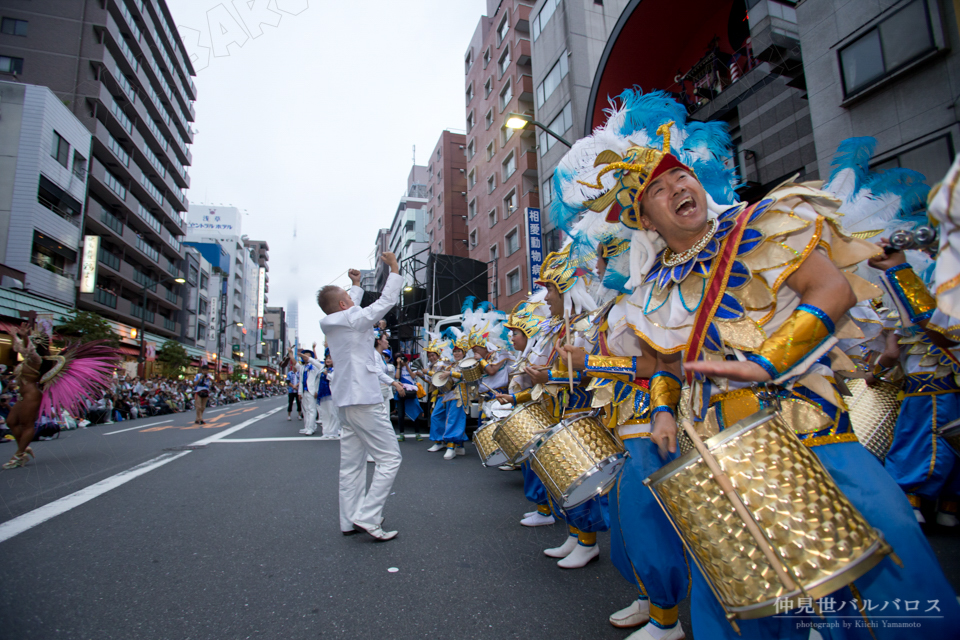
[0,396,956,640]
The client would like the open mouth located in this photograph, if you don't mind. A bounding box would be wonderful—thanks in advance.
[674,196,696,217]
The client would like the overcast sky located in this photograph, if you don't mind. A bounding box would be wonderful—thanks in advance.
[167,0,486,347]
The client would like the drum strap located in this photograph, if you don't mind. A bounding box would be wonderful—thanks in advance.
[683,204,755,384]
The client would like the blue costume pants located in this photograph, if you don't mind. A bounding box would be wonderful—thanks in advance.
[429,398,446,442]
[521,461,548,506]
[885,392,960,499]
[441,400,468,444]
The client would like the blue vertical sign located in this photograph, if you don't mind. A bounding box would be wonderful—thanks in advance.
[524,208,544,293]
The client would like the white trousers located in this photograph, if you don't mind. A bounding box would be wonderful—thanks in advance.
[338,401,402,531]
[302,393,318,434]
[319,397,340,437]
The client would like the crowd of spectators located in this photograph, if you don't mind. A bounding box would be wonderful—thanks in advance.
[0,368,283,439]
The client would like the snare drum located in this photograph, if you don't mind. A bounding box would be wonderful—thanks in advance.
[645,407,890,620]
[431,371,454,394]
[458,357,484,383]
[845,377,900,462]
[529,414,625,508]
[493,401,555,463]
[473,420,508,467]
[938,417,960,458]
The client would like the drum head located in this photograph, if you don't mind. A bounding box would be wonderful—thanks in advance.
[482,449,508,467]
[431,372,450,386]
[460,357,478,368]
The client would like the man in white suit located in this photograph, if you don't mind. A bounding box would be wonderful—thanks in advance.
[297,345,323,435]
[318,252,405,541]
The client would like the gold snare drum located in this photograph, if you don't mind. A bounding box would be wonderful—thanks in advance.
[938,418,960,458]
[845,377,900,462]
[529,414,625,508]
[493,401,555,463]
[473,420,508,468]
[458,357,484,383]
[645,408,890,620]
[431,371,454,394]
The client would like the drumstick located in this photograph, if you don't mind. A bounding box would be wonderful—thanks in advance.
[563,309,575,394]
[679,418,798,593]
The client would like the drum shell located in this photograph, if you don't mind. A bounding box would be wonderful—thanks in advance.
[529,415,625,509]
[431,372,454,394]
[938,418,960,458]
[493,402,555,463]
[645,408,889,619]
[845,377,900,462]
[473,420,507,467]
[458,358,484,383]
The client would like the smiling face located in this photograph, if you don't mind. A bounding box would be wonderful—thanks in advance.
[543,282,563,318]
[639,167,710,252]
[452,347,464,361]
[427,352,439,365]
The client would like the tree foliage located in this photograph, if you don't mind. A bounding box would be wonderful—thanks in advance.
[156,340,190,377]
[55,311,120,346]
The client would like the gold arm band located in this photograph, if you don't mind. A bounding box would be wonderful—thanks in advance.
[514,389,533,404]
[584,355,638,382]
[745,304,835,379]
[886,264,936,324]
[649,372,682,416]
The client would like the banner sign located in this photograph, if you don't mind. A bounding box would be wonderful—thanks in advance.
[524,208,544,293]
[79,235,100,294]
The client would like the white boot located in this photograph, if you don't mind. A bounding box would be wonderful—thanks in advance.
[443,447,456,460]
[520,512,555,527]
[523,510,538,518]
[624,622,685,640]
[543,535,578,558]
[427,443,445,452]
[610,599,650,628]
[936,511,959,527]
[455,446,466,456]
[557,543,599,568]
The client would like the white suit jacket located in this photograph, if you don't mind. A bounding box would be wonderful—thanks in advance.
[301,357,323,396]
[320,273,401,407]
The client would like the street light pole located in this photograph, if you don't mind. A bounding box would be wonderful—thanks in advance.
[217,320,243,381]
[505,112,573,147]
[138,272,185,378]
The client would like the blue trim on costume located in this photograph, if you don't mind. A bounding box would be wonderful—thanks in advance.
[650,370,681,385]
[745,352,779,379]
[885,262,934,324]
[650,406,675,417]
[796,303,835,334]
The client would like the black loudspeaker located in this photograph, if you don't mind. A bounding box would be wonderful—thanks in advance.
[425,254,488,317]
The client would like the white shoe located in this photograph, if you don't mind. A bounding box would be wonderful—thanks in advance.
[455,446,465,456]
[499,464,517,471]
[352,521,398,542]
[610,599,650,629]
[304,430,315,436]
[936,511,959,527]
[523,510,538,518]
[427,443,445,452]
[544,535,578,558]
[298,428,308,434]
[914,508,926,523]
[624,622,685,640]
[520,512,555,527]
[443,447,456,460]
[287,415,291,421]
[557,543,600,569]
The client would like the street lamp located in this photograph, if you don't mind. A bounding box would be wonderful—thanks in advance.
[138,273,186,377]
[216,321,243,380]
[505,112,572,148]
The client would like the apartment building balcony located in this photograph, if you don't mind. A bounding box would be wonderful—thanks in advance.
[518,148,538,179]
[513,36,532,67]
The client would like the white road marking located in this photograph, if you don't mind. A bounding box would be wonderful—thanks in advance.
[212,437,333,443]
[0,405,284,544]
[102,420,173,435]
[0,451,191,544]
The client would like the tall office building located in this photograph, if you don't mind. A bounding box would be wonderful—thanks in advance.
[464,0,540,312]
[0,0,197,340]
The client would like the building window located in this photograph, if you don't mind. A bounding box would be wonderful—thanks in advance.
[839,0,937,97]
[490,243,499,261]
[540,102,573,156]
[536,51,569,108]
[486,140,496,161]
[498,46,511,78]
[428,229,434,243]
[497,15,509,45]
[483,46,491,69]
[503,188,518,216]
[439,216,443,228]
[502,151,516,180]
[426,207,434,224]
[466,82,474,103]
[485,108,494,130]
[438,168,442,182]
[466,110,475,133]
[51,131,69,168]
[469,197,478,218]
[469,229,478,248]
[104,169,127,200]
[501,123,515,146]
[197,323,207,341]
[72,151,87,178]
[499,80,513,111]
[487,174,497,194]
[532,0,560,41]
[107,132,129,167]
[438,192,443,205]
[467,139,476,160]
[506,228,520,255]
[544,227,563,255]
[542,178,554,205]
[872,135,954,187]
[31,231,75,278]
[198,299,208,316]
[464,48,474,73]
[484,77,493,98]
[0,55,24,74]
[438,240,443,253]
[1,18,28,36]
[468,168,477,190]
[488,207,498,228]
[437,147,441,159]
[507,267,521,295]
[38,175,82,220]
